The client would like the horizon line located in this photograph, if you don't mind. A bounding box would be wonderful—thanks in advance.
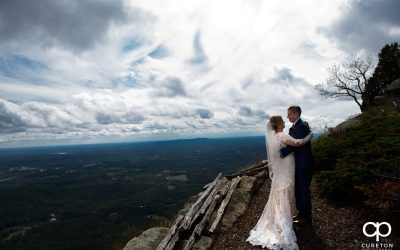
[0,135,267,150]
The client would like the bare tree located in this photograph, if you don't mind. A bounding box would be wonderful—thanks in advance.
[315,56,374,112]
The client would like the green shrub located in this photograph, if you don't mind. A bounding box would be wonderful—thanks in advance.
[314,165,373,202]
[313,105,400,214]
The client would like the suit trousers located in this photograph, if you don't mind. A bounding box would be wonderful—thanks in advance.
[295,167,312,219]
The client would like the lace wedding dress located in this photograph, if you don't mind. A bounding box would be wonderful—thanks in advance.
[246,121,301,250]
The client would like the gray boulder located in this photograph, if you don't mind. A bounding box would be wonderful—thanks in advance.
[193,236,213,250]
[220,175,256,231]
[123,227,169,250]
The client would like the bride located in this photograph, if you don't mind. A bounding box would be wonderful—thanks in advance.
[246,116,312,250]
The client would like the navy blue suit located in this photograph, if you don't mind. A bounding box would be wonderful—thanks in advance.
[280,118,313,219]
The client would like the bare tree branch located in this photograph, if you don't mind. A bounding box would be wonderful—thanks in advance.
[315,55,374,112]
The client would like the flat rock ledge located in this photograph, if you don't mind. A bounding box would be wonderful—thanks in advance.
[123,162,268,250]
[124,227,170,250]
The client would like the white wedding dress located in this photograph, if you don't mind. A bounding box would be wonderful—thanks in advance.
[246,122,302,250]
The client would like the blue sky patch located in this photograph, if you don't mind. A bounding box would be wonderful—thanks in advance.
[0,54,47,76]
[121,38,143,53]
[110,74,142,88]
[148,45,169,59]
[0,54,48,84]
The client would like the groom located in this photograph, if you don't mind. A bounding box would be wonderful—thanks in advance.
[280,106,313,225]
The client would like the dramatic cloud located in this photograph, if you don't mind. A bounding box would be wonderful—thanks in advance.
[0,100,30,133]
[238,106,266,118]
[269,67,306,85]
[0,0,393,147]
[0,0,129,52]
[152,76,187,97]
[0,98,87,134]
[320,0,400,54]
[95,110,145,125]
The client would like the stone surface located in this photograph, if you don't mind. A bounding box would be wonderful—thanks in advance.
[318,116,362,138]
[220,176,256,231]
[122,167,267,249]
[193,236,213,250]
[333,117,362,133]
[123,227,169,250]
[386,78,400,92]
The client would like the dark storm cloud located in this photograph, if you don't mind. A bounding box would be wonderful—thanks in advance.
[0,0,128,51]
[320,0,400,53]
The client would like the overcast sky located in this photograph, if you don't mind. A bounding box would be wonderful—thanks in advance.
[0,0,399,148]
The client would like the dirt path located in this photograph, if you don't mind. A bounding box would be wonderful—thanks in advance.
[212,178,397,250]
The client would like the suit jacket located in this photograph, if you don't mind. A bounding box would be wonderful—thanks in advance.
[280,118,313,169]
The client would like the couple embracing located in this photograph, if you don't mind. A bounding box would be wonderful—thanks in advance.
[247,106,313,250]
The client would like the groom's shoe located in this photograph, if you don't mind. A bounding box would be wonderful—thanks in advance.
[293,217,312,226]
[293,215,301,221]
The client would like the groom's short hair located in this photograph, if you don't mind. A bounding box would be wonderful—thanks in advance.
[288,106,301,116]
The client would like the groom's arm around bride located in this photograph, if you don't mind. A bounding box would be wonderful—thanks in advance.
[280,105,312,160]
[280,119,311,158]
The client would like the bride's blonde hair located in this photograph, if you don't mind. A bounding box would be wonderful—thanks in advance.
[270,116,283,131]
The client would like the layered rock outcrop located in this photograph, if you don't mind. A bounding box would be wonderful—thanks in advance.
[123,161,268,250]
